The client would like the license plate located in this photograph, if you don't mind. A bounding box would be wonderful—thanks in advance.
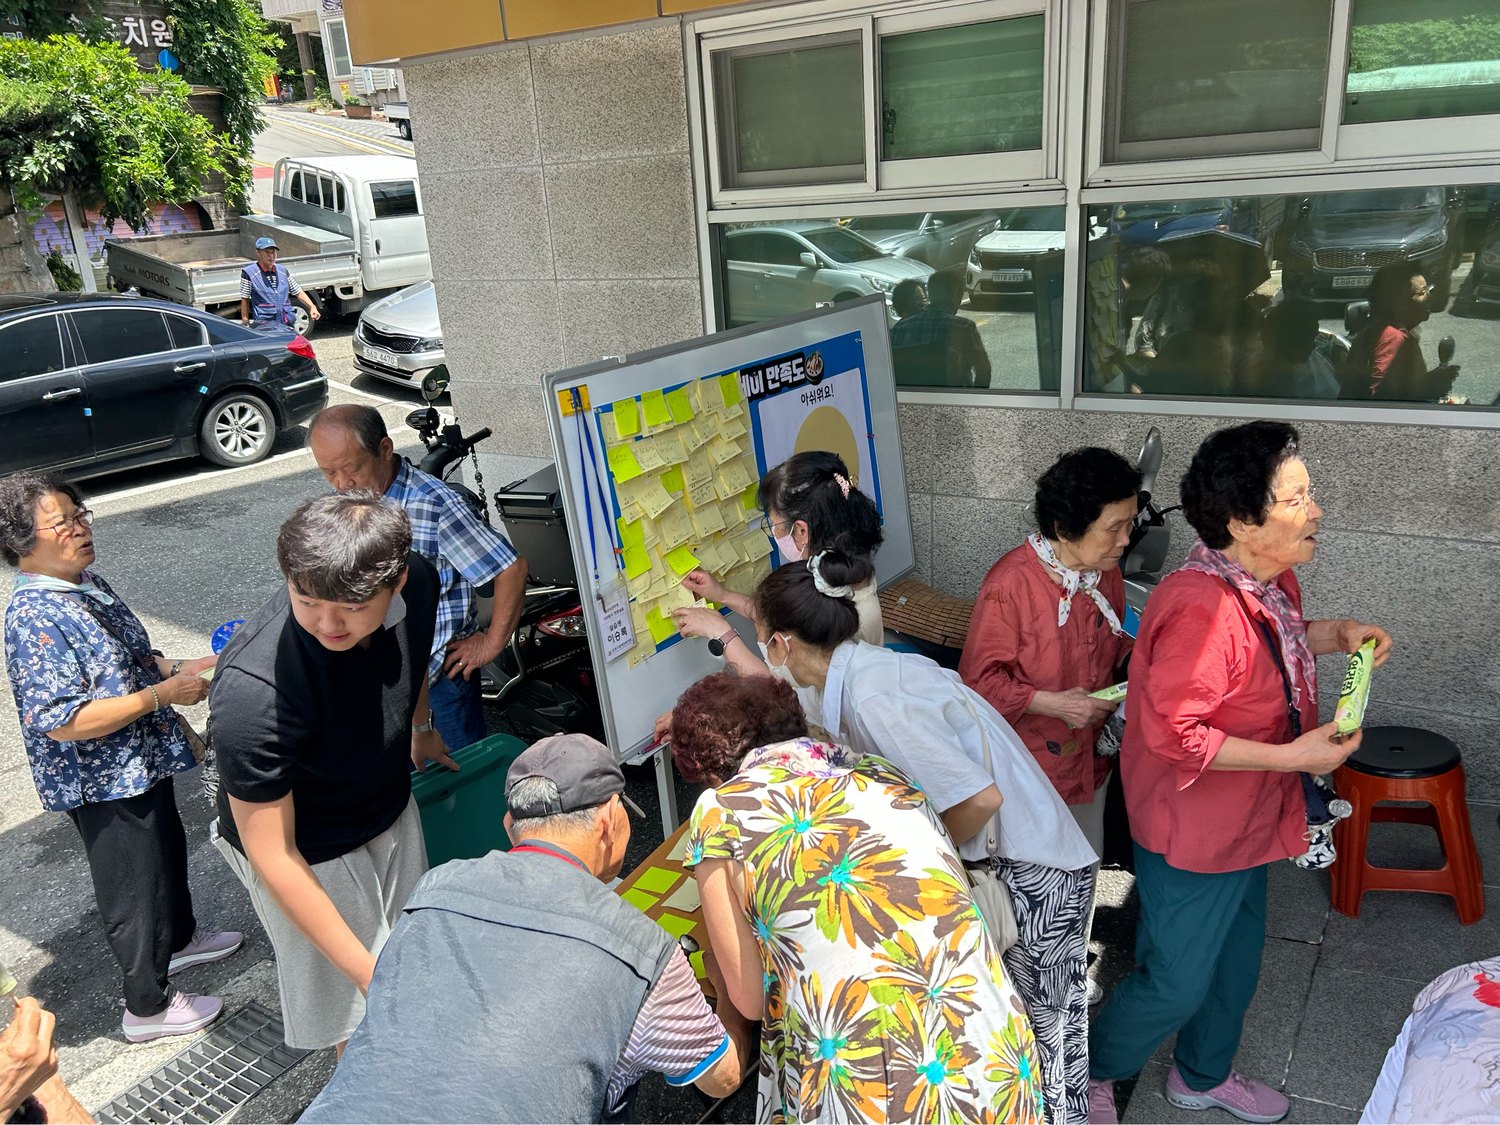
[1332,273,1372,289]
[991,269,1030,283]
[364,346,399,366]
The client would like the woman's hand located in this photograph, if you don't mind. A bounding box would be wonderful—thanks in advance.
[672,606,729,641]
[1030,687,1118,730]
[681,569,729,604]
[157,670,211,708]
[181,654,218,676]
[1292,721,1363,774]
[1335,620,1393,667]
[652,711,672,745]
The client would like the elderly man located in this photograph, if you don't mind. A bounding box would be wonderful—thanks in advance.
[239,236,321,329]
[309,404,527,752]
[301,734,752,1124]
[210,493,453,1053]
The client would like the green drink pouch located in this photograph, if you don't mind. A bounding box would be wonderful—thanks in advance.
[1334,639,1377,736]
[1090,682,1127,703]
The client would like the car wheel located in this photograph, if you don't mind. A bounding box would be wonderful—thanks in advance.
[397,119,411,140]
[201,393,276,467]
[292,305,313,336]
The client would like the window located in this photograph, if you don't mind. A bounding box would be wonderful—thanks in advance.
[326,18,353,79]
[289,171,305,203]
[164,312,207,350]
[717,206,1059,392]
[71,310,173,365]
[1082,181,1499,406]
[1344,0,1500,125]
[369,180,420,218]
[880,15,1045,161]
[1104,0,1335,161]
[712,33,866,190]
[0,316,66,380]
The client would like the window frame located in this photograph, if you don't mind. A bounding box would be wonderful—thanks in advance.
[368,180,422,219]
[325,17,355,81]
[0,312,70,383]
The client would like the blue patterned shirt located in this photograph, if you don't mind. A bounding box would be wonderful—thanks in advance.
[4,572,194,812]
[384,458,520,681]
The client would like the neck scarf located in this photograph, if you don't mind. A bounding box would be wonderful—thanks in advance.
[1028,532,1125,636]
[14,570,114,605]
[1180,540,1317,709]
[738,737,862,779]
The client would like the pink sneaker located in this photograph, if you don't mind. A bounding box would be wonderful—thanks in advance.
[1088,1078,1119,1124]
[121,990,223,1043]
[169,926,243,975]
[1165,1066,1289,1123]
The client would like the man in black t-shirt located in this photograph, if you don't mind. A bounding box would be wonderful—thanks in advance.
[209,492,456,1052]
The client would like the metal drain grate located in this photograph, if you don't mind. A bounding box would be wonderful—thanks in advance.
[95,1001,309,1124]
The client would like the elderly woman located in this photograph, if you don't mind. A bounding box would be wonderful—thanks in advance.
[750,550,1096,1125]
[959,447,1138,978]
[1,473,240,1043]
[1343,261,1460,401]
[674,671,1045,1124]
[1087,422,1393,1125]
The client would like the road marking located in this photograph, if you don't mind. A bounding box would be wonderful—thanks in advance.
[91,448,315,504]
[265,112,411,157]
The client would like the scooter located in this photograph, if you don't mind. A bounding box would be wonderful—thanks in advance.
[404,367,603,742]
[1120,427,1179,622]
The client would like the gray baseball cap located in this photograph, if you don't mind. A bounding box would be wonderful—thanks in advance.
[506,733,645,819]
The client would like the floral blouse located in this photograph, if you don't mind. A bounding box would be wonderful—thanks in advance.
[684,737,1044,1124]
[4,572,192,811]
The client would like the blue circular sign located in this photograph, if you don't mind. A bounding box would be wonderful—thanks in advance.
[211,619,245,654]
[158,48,180,72]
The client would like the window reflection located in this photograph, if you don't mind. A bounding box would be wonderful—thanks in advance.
[1084,183,1500,405]
[1345,1,1500,125]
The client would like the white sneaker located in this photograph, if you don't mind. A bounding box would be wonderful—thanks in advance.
[121,990,223,1043]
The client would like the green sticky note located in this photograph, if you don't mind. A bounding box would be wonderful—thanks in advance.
[607,443,643,483]
[718,372,742,408]
[612,399,640,437]
[617,517,646,551]
[641,389,671,428]
[665,546,701,576]
[621,887,657,912]
[655,913,696,940]
[661,464,684,493]
[622,544,651,579]
[666,387,694,424]
[646,606,677,644]
[741,484,758,511]
[633,866,680,895]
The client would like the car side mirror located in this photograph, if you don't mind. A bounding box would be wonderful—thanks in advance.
[799,251,818,268]
[421,364,449,402]
[930,218,946,229]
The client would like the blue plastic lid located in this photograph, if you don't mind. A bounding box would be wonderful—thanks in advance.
[212,619,245,654]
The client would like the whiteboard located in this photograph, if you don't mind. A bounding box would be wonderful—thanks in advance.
[542,296,914,760]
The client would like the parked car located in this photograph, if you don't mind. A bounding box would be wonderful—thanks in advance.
[1281,186,1464,309]
[723,222,933,325]
[1108,196,1285,260]
[1457,202,1500,313]
[842,211,998,275]
[0,292,327,478]
[353,280,444,389]
[965,205,1066,302]
[385,101,412,140]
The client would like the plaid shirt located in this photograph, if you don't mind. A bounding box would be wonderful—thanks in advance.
[384,458,520,681]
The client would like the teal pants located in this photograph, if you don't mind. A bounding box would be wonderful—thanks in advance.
[1089,844,1268,1091]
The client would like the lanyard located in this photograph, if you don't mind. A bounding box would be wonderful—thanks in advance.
[1223,581,1303,740]
[509,843,588,872]
[571,388,613,586]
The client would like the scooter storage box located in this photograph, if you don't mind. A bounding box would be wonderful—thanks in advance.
[413,733,528,866]
[495,463,577,588]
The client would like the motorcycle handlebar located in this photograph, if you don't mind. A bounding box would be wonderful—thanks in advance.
[467,427,492,448]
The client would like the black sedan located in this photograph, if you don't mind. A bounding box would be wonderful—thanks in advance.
[1,293,328,478]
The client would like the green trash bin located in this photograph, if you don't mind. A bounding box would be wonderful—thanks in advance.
[412,732,528,867]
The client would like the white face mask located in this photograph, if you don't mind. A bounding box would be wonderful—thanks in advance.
[773,531,802,563]
[759,635,801,687]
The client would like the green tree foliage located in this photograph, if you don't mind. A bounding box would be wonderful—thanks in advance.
[165,0,278,209]
[1350,15,1500,73]
[0,35,227,229]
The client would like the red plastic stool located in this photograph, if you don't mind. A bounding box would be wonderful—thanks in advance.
[1331,726,1485,924]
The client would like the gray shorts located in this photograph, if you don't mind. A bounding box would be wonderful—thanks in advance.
[212,797,428,1050]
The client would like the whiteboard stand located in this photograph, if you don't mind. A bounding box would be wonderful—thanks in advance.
[622,738,680,838]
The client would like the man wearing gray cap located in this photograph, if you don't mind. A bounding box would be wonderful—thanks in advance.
[239,236,322,329]
[301,733,752,1124]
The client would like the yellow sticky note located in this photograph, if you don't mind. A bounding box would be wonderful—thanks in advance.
[634,865,680,894]
[641,389,671,428]
[743,533,773,561]
[607,444,643,483]
[681,417,711,452]
[655,508,694,550]
[718,458,753,497]
[718,372,742,408]
[636,477,676,520]
[621,887,657,912]
[627,639,656,668]
[627,568,653,598]
[720,413,748,440]
[720,499,746,529]
[654,430,689,465]
[598,411,623,446]
[646,606,677,644]
[659,583,694,612]
[622,544,651,579]
[666,387,694,424]
[695,540,727,573]
[691,503,726,537]
[741,485,759,511]
[612,399,640,437]
[707,436,741,467]
[666,546,701,576]
[634,440,666,472]
[655,912,696,940]
[661,465,684,493]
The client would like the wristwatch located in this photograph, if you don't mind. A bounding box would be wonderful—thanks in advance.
[707,628,739,658]
[413,718,435,734]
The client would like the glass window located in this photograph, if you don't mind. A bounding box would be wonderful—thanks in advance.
[326,18,353,79]
[1106,0,1334,161]
[0,315,66,381]
[369,181,420,218]
[164,312,207,350]
[1345,0,1500,125]
[1082,182,1499,406]
[289,171,305,202]
[718,207,1061,392]
[712,34,865,189]
[880,15,1045,161]
[71,309,173,365]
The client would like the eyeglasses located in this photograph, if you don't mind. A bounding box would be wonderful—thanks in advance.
[758,512,789,536]
[42,508,93,536]
[1269,486,1317,514]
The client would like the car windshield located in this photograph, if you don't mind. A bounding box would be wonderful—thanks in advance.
[1114,199,1230,224]
[801,228,887,264]
[844,214,924,233]
[1311,188,1442,216]
[1004,207,1066,231]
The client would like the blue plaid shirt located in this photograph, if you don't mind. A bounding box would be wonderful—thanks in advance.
[384,459,520,681]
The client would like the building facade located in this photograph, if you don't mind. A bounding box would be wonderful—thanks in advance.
[348,0,1500,798]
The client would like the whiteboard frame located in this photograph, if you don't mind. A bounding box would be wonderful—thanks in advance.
[542,295,914,765]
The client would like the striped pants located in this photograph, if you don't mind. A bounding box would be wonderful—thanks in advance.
[997,860,1094,1125]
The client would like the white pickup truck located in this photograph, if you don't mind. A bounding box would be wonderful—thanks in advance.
[385,101,412,140]
[105,155,430,331]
